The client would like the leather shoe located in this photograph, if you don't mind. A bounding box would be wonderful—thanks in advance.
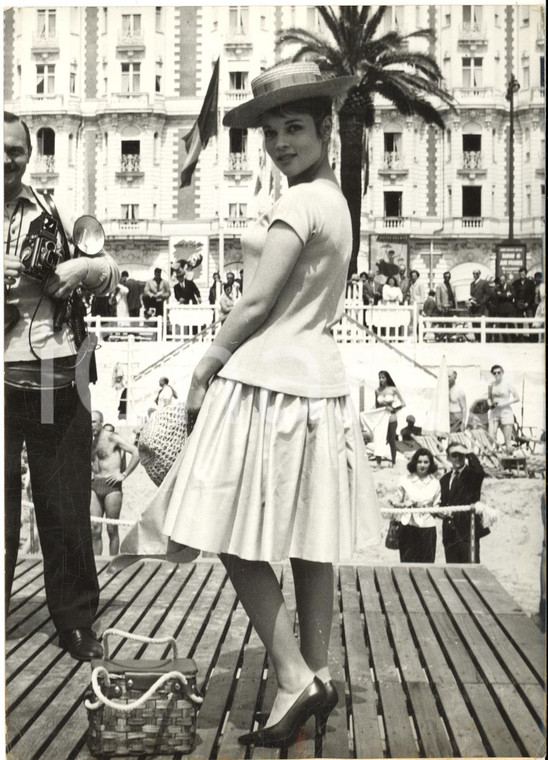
[238,677,327,748]
[59,628,103,661]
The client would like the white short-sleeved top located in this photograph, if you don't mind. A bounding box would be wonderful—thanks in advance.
[218,179,352,398]
[395,473,440,528]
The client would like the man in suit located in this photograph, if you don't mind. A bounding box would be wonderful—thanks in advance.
[434,271,456,341]
[441,441,488,563]
[469,269,491,316]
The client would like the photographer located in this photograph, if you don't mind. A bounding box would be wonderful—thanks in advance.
[4,111,119,660]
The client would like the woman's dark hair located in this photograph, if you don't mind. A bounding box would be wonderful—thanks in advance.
[410,270,420,278]
[386,276,397,287]
[490,364,504,374]
[378,370,396,387]
[407,447,437,475]
[268,96,332,136]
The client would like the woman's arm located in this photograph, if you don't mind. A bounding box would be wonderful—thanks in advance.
[187,222,304,415]
[508,385,520,404]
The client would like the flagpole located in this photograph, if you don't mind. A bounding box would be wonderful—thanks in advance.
[217,47,225,282]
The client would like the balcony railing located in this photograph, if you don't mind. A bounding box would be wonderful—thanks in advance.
[458,23,487,42]
[227,153,249,172]
[382,217,406,228]
[530,87,545,103]
[453,86,495,100]
[117,31,145,51]
[102,219,164,237]
[108,93,149,108]
[32,31,60,52]
[224,217,249,231]
[120,154,141,173]
[461,217,483,228]
[33,155,56,173]
[225,90,251,104]
[461,151,482,169]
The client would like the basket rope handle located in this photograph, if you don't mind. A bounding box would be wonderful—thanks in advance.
[102,628,178,660]
[84,665,203,712]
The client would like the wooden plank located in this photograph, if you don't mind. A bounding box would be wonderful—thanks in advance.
[492,683,546,757]
[6,562,175,759]
[341,566,383,758]
[435,684,487,758]
[462,564,525,614]
[445,568,541,686]
[321,595,350,759]
[465,683,523,757]
[521,683,548,727]
[409,567,446,614]
[378,681,419,758]
[356,565,383,613]
[365,611,399,683]
[406,682,453,758]
[43,562,209,760]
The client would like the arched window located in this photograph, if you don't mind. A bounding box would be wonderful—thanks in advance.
[68,133,74,164]
[36,127,55,156]
[153,131,160,164]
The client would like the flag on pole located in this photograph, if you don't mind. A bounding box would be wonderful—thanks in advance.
[180,58,220,188]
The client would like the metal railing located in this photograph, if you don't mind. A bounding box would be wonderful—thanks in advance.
[85,315,163,342]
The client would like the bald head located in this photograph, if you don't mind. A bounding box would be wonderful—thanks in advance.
[448,370,457,386]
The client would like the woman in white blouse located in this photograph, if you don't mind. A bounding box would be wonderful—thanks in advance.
[381,275,403,305]
[390,447,440,562]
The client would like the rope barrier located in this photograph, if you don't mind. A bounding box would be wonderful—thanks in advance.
[90,515,136,526]
[381,504,475,516]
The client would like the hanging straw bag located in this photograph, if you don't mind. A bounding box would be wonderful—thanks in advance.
[138,402,188,486]
[85,629,203,757]
[385,519,402,550]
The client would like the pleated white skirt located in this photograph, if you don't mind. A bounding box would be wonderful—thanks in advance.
[118,377,382,565]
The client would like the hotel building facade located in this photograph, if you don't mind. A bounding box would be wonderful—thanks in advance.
[3,5,545,301]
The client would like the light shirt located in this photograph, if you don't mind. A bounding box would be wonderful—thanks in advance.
[382,284,403,304]
[219,179,352,397]
[408,280,425,306]
[4,184,118,361]
[448,383,467,416]
[144,277,171,300]
[395,473,440,528]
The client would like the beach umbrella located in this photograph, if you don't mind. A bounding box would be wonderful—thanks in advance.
[422,354,450,436]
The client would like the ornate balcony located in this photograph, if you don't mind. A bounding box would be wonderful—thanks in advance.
[382,217,407,229]
[458,23,488,47]
[457,151,487,178]
[225,90,252,104]
[115,154,144,183]
[116,31,145,53]
[378,152,408,179]
[31,31,60,56]
[30,154,58,183]
[224,217,250,231]
[224,31,252,56]
[461,217,484,228]
[224,152,253,182]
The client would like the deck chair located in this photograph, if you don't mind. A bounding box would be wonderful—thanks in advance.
[468,428,530,477]
[511,417,543,454]
[411,434,451,471]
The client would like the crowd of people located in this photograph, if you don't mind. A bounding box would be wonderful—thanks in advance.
[346,264,544,342]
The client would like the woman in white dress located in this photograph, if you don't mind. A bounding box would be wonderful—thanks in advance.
[116,63,381,748]
[390,448,440,562]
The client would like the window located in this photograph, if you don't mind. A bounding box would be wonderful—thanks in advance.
[229,71,248,90]
[444,12,451,26]
[229,6,249,35]
[36,64,55,94]
[68,134,74,164]
[260,14,266,30]
[155,7,162,32]
[102,7,108,34]
[525,185,531,216]
[462,57,483,87]
[121,62,140,94]
[121,13,141,38]
[121,140,140,172]
[121,204,139,220]
[37,9,56,38]
[384,191,402,217]
[463,134,481,168]
[384,132,402,167]
[229,128,248,154]
[153,132,160,164]
[524,128,530,162]
[541,57,545,88]
[462,186,482,217]
[37,127,55,156]
[522,63,530,90]
[448,186,452,216]
[69,63,77,94]
[155,65,162,93]
[229,203,247,218]
[447,129,452,161]
[521,6,530,26]
[463,6,482,27]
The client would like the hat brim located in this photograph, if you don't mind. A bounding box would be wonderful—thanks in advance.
[448,444,469,455]
[223,76,360,128]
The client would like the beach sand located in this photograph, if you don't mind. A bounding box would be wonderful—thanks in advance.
[94,443,544,622]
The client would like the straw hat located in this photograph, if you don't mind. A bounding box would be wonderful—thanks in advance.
[223,62,359,129]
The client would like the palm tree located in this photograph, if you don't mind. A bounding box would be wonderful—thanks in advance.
[277,5,455,274]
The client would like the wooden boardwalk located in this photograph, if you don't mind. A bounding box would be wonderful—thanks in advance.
[5,559,546,759]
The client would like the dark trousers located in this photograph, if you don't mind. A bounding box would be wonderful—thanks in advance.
[399,525,436,563]
[442,513,482,563]
[4,383,99,631]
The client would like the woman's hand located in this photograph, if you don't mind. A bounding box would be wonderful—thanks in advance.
[186,375,209,434]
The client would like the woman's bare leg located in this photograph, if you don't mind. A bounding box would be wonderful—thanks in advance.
[220,553,314,726]
[291,558,333,683]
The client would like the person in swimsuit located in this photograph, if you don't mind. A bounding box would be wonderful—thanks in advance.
[487,364,520,454]
[374,370,406,467]
[90,411,140,556]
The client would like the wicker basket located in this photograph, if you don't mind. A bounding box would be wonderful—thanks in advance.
[85,629,202,757]
[138,402,188,486]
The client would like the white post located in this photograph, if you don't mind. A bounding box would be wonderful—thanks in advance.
[127,335,134,424]
[157,315,163,341]
[96,314,102,342]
